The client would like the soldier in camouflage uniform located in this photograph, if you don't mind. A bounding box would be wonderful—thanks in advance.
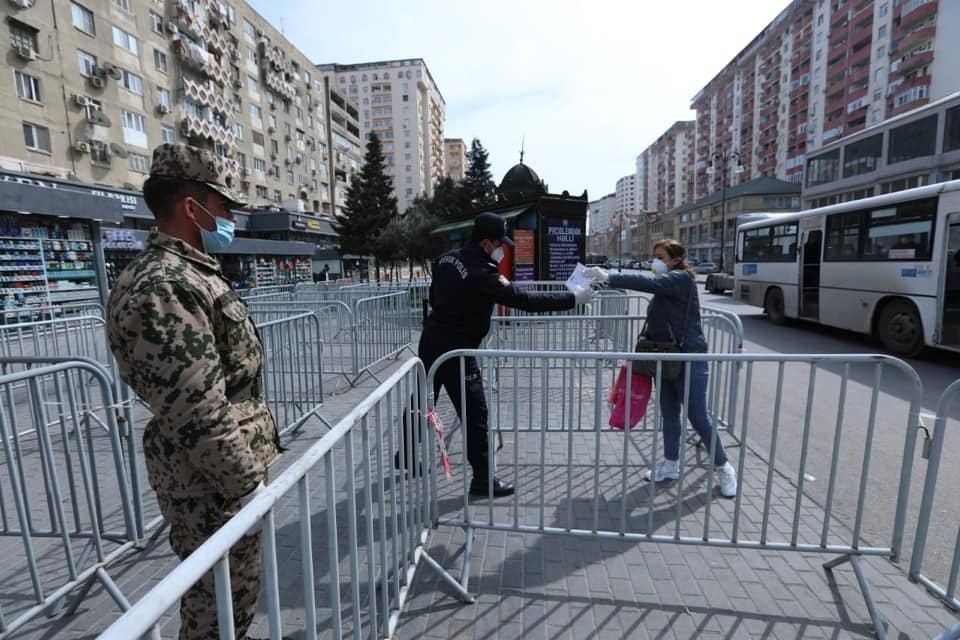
[106,143,281,640]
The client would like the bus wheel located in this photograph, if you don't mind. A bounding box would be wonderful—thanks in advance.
[764,288,786,325]
[877,300,924,357]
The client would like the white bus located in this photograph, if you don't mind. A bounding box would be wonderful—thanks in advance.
[734,180,960,356]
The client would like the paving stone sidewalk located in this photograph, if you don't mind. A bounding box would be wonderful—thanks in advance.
[4,355,958,640]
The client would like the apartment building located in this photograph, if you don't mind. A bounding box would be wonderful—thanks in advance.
[322,76,362,218]
[690,0,960,198]
[586,192,616,255]
[1,0,360,217]
[444,137,466,181]
[317,59,446,214]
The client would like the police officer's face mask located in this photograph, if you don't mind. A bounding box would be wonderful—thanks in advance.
[190,198,236,253]
[490,243,505,264]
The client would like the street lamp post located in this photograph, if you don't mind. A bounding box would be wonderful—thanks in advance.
[707,150,744,273]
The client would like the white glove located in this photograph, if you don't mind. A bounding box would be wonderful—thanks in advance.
[238,481,266,536]
[572,285,596,306]
[583,266,609,284]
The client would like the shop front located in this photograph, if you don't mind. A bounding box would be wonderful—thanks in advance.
[0,170,128,320]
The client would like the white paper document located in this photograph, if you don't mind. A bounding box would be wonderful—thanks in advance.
[565,262,593,293]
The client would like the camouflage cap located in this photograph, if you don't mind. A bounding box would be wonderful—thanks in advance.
[149,143,248,207]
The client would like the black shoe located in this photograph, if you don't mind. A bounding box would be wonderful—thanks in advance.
[469,476,515,498]
[394,450,422,477]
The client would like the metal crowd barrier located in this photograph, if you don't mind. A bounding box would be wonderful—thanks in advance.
[255,312,327,437]
[484,313,742,436]
[425,349,927,639]
[98,358,446,640]
[0,361,152,639]
[237,284,295,299]
[909,379,960,617]
[0,316,113,380]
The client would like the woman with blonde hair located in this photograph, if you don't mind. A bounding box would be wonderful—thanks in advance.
[584,239,737,497]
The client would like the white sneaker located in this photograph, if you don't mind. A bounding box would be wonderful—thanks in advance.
[644,458,679,483]
[715,462,738,498]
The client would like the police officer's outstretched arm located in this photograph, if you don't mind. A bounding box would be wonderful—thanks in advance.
[110,281,265,499]
[478,270,577,312]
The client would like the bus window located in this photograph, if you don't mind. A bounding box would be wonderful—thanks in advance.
[825,197,936,261]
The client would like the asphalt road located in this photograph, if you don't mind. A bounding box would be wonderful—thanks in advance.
[698,285,960,592]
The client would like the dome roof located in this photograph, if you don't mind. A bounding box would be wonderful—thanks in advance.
[498,163,546,200]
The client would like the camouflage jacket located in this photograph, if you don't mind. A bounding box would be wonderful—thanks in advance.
[106,230,280,500]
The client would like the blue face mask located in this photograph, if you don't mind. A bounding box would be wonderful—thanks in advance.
[191,198,235,253]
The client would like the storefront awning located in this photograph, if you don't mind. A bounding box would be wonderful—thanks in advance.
[0,171,132,223]
[431,205,533,235]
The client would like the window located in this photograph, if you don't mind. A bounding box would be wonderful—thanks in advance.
[273,189,281,203]
[250,103,262,120]
[268,113,276,129]
[120,69,143,94]
[77,50,98,77]
[253,158,267,172]
[160,124,175,143]
[232,123,244,141]
[888,114,937,164]
[71,2,95,34]
[824,197,937,261]
[155,86,171,108]
[252,131,264,146]
[9,20,38,53]
[739,223,798,263]
[842,133,882,178]
[255,185,269,199]
[22,121,50,153]
[128,153,150,173]
[15,71,42,102]
[805,149,840,186]
[112,26,139,55]
[242,18,256,38]
[121,109,147,147]
[878,25,887,39]
[235,152,247,169]
[153,48,168,73]
[90,140,110,164]
[247,75,259,93]
[149,11,163,34]
[943,105,960,153]
[286,169,294,185]
[113,0,132,11]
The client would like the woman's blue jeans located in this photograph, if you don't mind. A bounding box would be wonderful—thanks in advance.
[657,360,727,467]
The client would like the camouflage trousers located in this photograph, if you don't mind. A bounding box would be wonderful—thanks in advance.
[158,493,261,640]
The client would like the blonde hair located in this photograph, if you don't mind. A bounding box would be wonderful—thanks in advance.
[653,238,696,278]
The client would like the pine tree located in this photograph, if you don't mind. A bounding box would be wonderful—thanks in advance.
[427,175,470,219]
[461,138,497,209]
[337,132,398,281]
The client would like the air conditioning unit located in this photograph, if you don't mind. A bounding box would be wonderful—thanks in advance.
[165,20,178,34]
[294,157,302,164]
[157,104,171,115]
[73,140,90,154]
[90,76,106,89]
[14,44,35,61]
[284,158,292,165]
[233,77,242,88]
[284,134,292,141]
[267,125,276,133]
[270,153,278,160]
[241,168,250,177]
[231,50,240,61]
[72,94,90,108]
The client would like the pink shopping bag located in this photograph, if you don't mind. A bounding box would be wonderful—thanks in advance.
[608,363,653,430]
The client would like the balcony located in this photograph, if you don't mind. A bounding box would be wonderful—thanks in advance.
[891,26,936,58]
[181,77,231,118]
[897,0,937,30]
[179,111,235,148]
[895,49,935,76]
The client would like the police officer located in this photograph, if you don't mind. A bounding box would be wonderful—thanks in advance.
[106,144,281,640]
[406,212,596,497]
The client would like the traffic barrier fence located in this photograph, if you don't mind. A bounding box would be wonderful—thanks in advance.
[425,349,929,639]
[0,361,153,639]
[97,358,446,640]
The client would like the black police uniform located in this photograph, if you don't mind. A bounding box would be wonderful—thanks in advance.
[417,244,576,491]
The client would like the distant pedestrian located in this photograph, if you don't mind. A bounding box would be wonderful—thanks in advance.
[402,212,596,497]
[106,143,282,639]
[322,264,330,281]
[585,238,738,498]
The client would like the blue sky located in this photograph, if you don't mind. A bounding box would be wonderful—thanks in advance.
[247,0,791,201]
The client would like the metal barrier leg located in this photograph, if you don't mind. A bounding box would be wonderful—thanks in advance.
[823,554,887,640]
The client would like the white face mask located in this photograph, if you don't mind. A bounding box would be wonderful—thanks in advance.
[490,246,505,264]
[651,258,669,274]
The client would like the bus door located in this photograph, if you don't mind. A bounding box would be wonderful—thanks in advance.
[799,229,822,320]
[941,214,960,346]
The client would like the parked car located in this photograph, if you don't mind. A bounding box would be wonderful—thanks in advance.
[686,258,700,267]
[694,262,719,274]
[641,260,653,270]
